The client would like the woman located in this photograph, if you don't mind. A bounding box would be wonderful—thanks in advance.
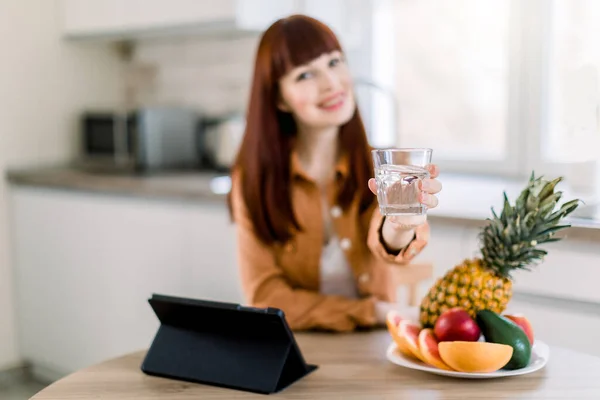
[228,15,442,332]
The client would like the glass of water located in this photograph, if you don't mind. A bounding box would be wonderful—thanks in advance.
[372,148,433,217]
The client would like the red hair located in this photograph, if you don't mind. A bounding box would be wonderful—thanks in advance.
[229,14,374,245]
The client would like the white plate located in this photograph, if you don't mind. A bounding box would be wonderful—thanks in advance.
[386,340,550,379]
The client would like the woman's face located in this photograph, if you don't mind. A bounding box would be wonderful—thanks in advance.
[277,50,356,131]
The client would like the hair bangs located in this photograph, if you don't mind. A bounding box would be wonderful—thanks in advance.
[271,15,341,80]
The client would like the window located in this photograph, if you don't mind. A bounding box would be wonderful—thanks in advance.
[544,0,600,163]
[394,0,510,162]
[371,0,600,191]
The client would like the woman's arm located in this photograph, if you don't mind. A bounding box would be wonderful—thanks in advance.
[366,208,430,264]
[230,174,378,332]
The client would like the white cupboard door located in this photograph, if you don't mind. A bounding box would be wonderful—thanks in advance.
[120,0,236,30]
[414,220,467,299]
[180,202,244,304]
[61,0,299,38]
[61,0,237,37]
[507,297,600,358]
[61,0,124,36]
[10,188,187,374]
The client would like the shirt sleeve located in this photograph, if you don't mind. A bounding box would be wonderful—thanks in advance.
[230,172,379,332]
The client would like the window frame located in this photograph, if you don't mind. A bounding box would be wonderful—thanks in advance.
[370,0,592,187]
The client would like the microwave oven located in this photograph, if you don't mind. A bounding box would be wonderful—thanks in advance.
[78,107,200,172]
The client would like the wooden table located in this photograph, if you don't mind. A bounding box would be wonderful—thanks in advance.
[31,330,600,399]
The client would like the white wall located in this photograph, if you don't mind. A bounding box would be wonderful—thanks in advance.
[128,7,377,120]
[130,34,260,116]
[0,0,122,370]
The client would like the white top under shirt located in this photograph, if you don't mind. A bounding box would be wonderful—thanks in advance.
[318,198,359,298]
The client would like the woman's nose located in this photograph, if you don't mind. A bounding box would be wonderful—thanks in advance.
[318,70,340,92]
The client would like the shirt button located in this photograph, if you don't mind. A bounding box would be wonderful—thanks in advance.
[284,241,296,252]
[340,238,351,250]
[358,273,369,284]
[330,205,342,218]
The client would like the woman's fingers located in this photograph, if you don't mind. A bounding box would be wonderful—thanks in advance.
[368,178,378,195]
[419,192,439,208]
[427,164,440,178]
[419,178,442,194]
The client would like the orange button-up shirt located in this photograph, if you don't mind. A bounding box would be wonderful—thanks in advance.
[230,150,429,332]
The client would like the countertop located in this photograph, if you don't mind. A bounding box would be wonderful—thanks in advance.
[5,165,231,204]
[6,165,600,237]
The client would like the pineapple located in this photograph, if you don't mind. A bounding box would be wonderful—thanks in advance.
[419,172,581,328]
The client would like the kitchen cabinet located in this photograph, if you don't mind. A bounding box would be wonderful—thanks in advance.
[507,240,600,304]
[8,186,242,379]
[59,0,370,45]
[507,298,600,357]
[412,221,467,299]
[60,0,296,40]
[179,204,243,303]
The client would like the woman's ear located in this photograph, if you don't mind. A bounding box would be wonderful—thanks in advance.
[276,93,291,112]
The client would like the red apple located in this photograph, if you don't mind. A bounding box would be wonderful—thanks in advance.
[505,314,535,344]
[434,307,481,342]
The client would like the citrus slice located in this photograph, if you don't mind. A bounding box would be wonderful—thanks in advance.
[417,328,453,371]
[438,341,513,373]
[385,311,414,358]
[398,320,426,362]
[386,310,403,337]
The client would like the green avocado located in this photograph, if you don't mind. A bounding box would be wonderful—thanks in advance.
[476,310,532,370]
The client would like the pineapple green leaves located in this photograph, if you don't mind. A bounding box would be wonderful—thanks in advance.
[480,172,582,278]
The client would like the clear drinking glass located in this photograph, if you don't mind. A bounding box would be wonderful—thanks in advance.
[372,148,433,217]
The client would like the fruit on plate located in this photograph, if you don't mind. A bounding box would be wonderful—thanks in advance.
[434,307,481,342]
[438,341,513,373]
[398,320,426,362]
[476,310,532,370]
[385,311,414,358]
[505,313,535,344]
[385,310,403,343]
[419,172,580,328]
[418,328,453,370]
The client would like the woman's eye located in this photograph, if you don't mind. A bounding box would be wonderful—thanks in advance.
[296,71,312,81]
[329,57,341,67]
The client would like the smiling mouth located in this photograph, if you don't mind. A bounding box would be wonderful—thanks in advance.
[319,93,345,111]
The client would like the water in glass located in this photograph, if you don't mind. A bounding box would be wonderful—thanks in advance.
[375,164,429,215]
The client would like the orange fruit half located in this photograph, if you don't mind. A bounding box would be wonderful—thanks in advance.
[438,341,513,373]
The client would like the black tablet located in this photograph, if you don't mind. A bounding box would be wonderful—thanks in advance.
[140,294,318,394]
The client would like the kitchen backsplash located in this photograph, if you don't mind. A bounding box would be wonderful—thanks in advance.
[127,34,261,116]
